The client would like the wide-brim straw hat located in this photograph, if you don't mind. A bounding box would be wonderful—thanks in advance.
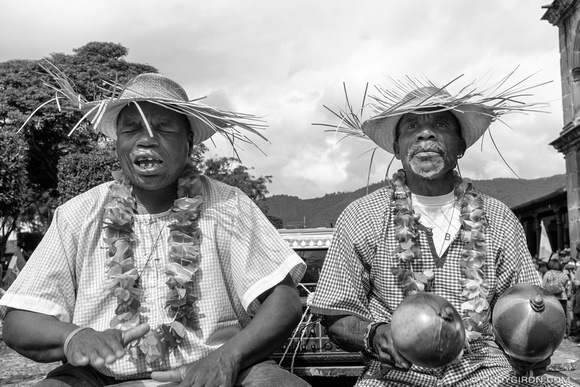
[362,86,493,154]
[85,73,215,144]
[21,62,266,148]
[318,72,549,155]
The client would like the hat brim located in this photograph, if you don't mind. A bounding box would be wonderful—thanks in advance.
[86,98,215,144]
[361,104,493,154]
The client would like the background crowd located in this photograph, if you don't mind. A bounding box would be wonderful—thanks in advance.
[535,245,580,341]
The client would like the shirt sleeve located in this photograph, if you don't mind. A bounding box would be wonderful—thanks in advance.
[0,206,77,322]
[490,200,540,310]
[310,198,376,320]
[227,189,306,316]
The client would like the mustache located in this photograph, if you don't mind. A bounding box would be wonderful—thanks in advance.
[408,141,446,157]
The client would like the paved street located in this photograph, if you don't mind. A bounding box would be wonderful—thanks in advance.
[0,340,59,386]
[2,331,580,386]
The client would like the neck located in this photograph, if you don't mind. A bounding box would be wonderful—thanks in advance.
[405,170,455,196]
[133,183,178,214]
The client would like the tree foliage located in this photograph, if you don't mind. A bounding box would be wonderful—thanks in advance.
[0,41,284,250]
[192,151,284,228]
[202,157,272,202]
[57,140,120,203]
[0,130,29,253]
[0,42,158,238]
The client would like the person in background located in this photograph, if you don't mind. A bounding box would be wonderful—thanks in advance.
[0,66,309,387]
[543,258,570,322]
[571,261,580,341]
[536,260,548,282]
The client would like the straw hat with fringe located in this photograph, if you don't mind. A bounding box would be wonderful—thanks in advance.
[363,86,493,154]
[318,70,550,155]
[20,61,267,149]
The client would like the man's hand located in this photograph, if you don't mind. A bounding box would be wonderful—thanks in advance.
[371,323,412,370]
[64,323,150,368]
[506,354,551,377]
[151,346,241,387]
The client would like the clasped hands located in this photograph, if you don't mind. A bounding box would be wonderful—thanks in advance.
[369,323,550,377]
[64,323,241,386]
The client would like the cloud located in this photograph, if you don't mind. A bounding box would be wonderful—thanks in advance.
[0,0,565,199]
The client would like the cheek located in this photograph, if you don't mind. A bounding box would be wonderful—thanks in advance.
[165,138,190,168]
[443,141,459,157]
[117,151,135,175]
[170,138,190,159]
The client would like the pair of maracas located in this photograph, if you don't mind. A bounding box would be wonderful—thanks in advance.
[388,284,566,368]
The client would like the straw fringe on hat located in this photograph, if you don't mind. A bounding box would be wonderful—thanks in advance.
[317,70,550,154]
[362,87,494,154]
[20,61,266,148]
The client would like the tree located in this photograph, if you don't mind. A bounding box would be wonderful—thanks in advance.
[0,42,158,240]
[266,215,284,229]
[202,157,271,200]
[199,156,284,228]
[0,130,29,255]
[0,42,283,255]
[57,140,120,203]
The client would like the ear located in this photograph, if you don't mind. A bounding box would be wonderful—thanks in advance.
[188,133,194,152]
[457,138,466,158]
[393,142,401,160]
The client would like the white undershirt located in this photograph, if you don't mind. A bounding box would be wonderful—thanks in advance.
[412,191,461,257]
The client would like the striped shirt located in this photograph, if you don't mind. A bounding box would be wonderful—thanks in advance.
[311,186,568,386]
[0,176,306,380]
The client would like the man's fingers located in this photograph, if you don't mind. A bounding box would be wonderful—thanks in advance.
[151,369,183,382]
[69,350,89,366]
[121,323,150,346]
[391,351,412,369]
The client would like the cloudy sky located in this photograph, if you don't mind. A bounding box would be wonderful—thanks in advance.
[0,0,565,199]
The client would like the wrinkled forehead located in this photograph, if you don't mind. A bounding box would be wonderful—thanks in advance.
[395,108,462,138]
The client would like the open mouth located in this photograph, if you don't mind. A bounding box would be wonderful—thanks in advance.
[134,156,164,173]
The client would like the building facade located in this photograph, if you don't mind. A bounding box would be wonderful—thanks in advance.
[543,0,580,257]
[512,187,568,257]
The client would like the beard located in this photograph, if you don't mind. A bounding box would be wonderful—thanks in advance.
[405,141,455,179]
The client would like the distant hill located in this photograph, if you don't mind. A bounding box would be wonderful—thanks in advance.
[266,174,566,228]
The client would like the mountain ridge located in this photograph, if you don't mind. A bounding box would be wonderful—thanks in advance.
[265,174,567,228]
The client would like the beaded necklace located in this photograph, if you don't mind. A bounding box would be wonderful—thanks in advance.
[389,169,489,345]
[103,162,203,364]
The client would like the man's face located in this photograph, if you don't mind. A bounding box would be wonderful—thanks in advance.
[394,110,465,180]
[116,102,191,192]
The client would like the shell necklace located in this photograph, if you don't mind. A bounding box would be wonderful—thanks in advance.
[389,169,490,345]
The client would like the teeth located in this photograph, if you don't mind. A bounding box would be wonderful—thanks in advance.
[135,157,162,168]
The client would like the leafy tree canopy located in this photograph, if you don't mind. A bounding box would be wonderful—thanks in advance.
[1,41,283,249]
[57,140,120,203]
[0,130,29,253]
[198,155,276,218]
[0,42,158,235]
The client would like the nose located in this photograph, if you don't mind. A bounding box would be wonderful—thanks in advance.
[135,128,159,147]
[414,123,437,142]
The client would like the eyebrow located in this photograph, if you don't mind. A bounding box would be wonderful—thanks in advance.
[395,114,463,138]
